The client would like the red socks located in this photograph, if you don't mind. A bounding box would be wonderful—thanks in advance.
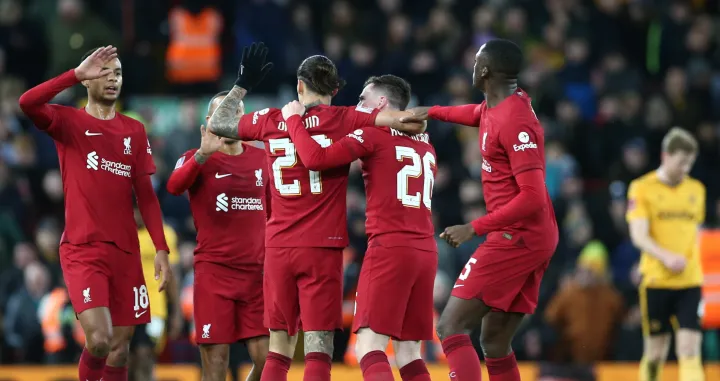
[441,334,482,381]
[485,352,521,381]
[78,347,106,381]
[260,351,292,381]
[303,352,332,381]
[399,359,431,381]
[103,365,128,381]
[359,350,394,381]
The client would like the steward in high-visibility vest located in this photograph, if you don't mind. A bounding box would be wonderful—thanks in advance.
[166,6,222,84]
[39,288,85,353]
[700,229,720,328]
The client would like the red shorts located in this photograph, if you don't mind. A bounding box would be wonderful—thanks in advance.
[451,241,553,314]
[60,242,150,326]
[264,247,343,336]
[194,270,267,344]
[352,246,437,341]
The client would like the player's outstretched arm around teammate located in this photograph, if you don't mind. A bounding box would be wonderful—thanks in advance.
[167,124,224,195]
[19,46,118,130]
[282,101,373,170]
[208,42,273,139]
[400,104,482,128]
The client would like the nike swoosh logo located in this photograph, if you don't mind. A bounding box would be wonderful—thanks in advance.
[453,285,464,289]
[85,130,102,136]
[215,173,231,179]
[135,310,147,318]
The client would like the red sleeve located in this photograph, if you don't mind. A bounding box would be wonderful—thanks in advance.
[166,150,201,195]
[470,169,546,236]
[286,115,374,171]
[498,120,544,176]
[135,126,157,177]
[18,69,80,140]
[237,108,274,141]
[428,104,482,127]
[342,105,381,134]
[134,174,170,252]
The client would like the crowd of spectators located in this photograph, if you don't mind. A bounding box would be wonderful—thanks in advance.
[1,0,720,369]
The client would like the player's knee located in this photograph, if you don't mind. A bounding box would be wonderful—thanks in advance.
[393,341,422,369]
[436,318,461,341]
[479,331,511,359]
[108,342,131,366]
[206,349,230,370]
[675,329,702,357]
[355,329,388,360]
[304,330,334,356]
[644,335,671,361]
[87,330,112,357]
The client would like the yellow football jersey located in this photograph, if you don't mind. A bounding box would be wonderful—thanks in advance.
[626,171,705,288]
[138,225,179,319]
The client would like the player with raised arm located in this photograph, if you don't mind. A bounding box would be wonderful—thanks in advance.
[206,46,425,381]
[401,39,558,381]
[281,74,437,381]
[166,91,271,381]
[18,46,171,381]
[626,128,706,381]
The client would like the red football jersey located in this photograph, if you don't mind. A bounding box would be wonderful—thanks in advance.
[173,146,269,276]
[35,109,154,255]
[236,104,380,248]
[477,90,558,249]
[284,118,437,252]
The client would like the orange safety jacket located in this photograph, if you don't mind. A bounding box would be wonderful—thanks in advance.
[40,288,85,353]
[166,7,222,84]
[700,229,720,328]
[181,282,196,344]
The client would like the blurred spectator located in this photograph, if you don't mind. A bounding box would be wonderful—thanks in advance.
[0,0,48,87]
[545,241,625,363]
[3,261,50,363]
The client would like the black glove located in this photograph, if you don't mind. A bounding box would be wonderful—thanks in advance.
[235,42,274,92]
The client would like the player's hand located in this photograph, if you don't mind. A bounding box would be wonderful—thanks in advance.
[399,107,431,123]
[197,124,223,158]
[440,224,476,248]
[660,253,687,273]
[154,250,172,292]
[282,100,306,120]
[235,42,274,92]
[74,45,117,81]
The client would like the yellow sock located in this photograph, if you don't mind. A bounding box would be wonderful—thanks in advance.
[679,356,704,381]
[639,357,663,381]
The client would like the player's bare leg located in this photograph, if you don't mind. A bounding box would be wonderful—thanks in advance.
[131,344,155,381]
[245,336,270,381]
[393,340,431,381]
[260,330,297,381]
[355,328,393,381]
[675,329,704,381]
[640,334,671,381]
[200,344,231,381]
[104,325,135,381]
[436,296,490,381]
[479,310,524,381]
[77,307,113,381]
[303,330,334,381]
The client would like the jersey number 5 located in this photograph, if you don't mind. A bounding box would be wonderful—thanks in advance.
[396,146,436,209]
[269,136,332,195]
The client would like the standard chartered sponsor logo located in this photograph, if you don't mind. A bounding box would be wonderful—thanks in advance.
[215,193,264,212]
[216,193,229,212]
[86,151,131,177]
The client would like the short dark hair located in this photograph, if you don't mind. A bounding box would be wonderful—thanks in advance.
[297,55,346,96]
[207,90,230,114]
[363,75,411,110]
[482,39,524,79]
[81,47,120,63]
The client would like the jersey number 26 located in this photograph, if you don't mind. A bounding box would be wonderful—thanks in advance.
[396,146,435,209]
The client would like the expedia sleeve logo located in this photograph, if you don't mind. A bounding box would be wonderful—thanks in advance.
[513,131,538,152]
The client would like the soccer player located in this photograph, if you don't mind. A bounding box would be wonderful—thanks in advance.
[626,128,706,381]
[401,39,559,381]
[18,46,171,381]
[129,206,182,381]
[280,74,437,381]
[166,91,271,381]
[206,44,426,381]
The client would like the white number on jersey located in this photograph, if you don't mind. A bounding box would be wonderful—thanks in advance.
[269,135,332,195]
[458,258,478,281]
[133,285,149,311]
[395,146,436,209]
